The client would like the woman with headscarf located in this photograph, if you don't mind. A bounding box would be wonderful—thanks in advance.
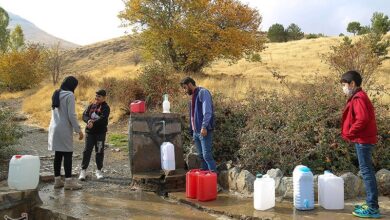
[48,76,83,190]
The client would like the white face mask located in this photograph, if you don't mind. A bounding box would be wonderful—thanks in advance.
[342,85,353,96]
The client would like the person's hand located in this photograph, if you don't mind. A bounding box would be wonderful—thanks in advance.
[201,127,207,137]
[87,121,94,129]
[78,131,84,140]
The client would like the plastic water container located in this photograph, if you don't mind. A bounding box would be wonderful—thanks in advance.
[293,165,314,210]
[254,174,275,210]
[197,171,217,201]
[8,155,40,190]
[186,169,201,199]
[162,94,170,113]
[318,171,344,210]
[160,142,175,171]
[130,100,146,113]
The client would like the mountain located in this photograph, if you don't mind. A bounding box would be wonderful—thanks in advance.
[7,12,79,49]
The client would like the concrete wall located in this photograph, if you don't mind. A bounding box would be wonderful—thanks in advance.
[128,113,185,176]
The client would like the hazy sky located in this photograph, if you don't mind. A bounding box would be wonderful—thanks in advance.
[0,0,389,45]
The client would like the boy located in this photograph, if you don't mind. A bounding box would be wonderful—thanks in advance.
[79,89,110,180]
[340,71,380,218]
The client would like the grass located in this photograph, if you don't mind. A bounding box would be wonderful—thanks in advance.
[107,133,128,152]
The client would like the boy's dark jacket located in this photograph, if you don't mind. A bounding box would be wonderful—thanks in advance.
[83,102,110,134]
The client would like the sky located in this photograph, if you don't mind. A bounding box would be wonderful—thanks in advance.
[0,0,389,46]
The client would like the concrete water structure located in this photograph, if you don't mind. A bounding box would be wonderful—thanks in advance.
[128,113,186,193]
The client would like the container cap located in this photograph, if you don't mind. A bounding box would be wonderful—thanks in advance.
[256,173,262,178]
[15,155,22,159]
[299,166,311,173]
[324,170,332,174]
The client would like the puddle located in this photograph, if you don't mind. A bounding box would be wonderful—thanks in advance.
[39,183,216,219]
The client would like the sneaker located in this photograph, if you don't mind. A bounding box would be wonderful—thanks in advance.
[352,207,381,218]
[78,169,87,181]
[354,203,368,211]
[96,170,104,180]
[64,178,82,190]
[54,176,64,189]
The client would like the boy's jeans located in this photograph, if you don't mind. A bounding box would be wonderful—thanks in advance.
[193,131,216,172]
[355,143,379,210]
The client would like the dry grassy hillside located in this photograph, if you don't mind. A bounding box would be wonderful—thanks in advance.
[62,36,139,74]
[1,35,388,128]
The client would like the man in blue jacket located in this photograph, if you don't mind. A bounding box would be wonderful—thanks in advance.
[180,77,216,172]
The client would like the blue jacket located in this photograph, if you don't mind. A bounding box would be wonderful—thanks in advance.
[189,87,215,135]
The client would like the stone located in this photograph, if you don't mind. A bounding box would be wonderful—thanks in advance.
[185,153,201,170]
[341,172,361,199]
[40,172,54,182]
[279,177,293,199]
[236,170,255,195]
[12,113,28,122]
[216,163,227,172]
[227,167,240,191]
[218,170,229,190]
[266,168,283,196]
[225,160,233,170]
[376,169,390,196]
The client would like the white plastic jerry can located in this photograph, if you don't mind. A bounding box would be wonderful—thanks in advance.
[160,142,175,171]
[318,171,344,210]
[293,165,314,210]
[254,174,276,210]
[8,155,40,190]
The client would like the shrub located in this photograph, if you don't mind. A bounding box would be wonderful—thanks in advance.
[237,73,390,175]
[99,77,145,114]
[0,107,22,160]
[178,91,247,163]
[138,63,181,109]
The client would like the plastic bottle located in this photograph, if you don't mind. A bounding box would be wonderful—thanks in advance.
[163,94,170,113]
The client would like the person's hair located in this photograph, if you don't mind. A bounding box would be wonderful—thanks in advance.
[180,77,196,86]
[340,70,362,87]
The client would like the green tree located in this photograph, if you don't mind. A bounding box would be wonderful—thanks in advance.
[347,21,361,36]
[371,12,390,35]
[357,26,371,35]
[286,23,304,41]
[119,0,265,73]
[9,25,25,51]
[267,23,286,42]
[0,7,10,53]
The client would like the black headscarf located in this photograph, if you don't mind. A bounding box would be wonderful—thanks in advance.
[51,76,79,109]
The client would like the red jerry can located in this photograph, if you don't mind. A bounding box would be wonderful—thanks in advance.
[197,171,217,202]
[130,100,146,113]
[186,169,201,199]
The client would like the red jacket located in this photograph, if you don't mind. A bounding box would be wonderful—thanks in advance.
[341,89,377,144]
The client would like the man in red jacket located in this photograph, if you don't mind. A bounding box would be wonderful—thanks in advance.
[340,71,381,218]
